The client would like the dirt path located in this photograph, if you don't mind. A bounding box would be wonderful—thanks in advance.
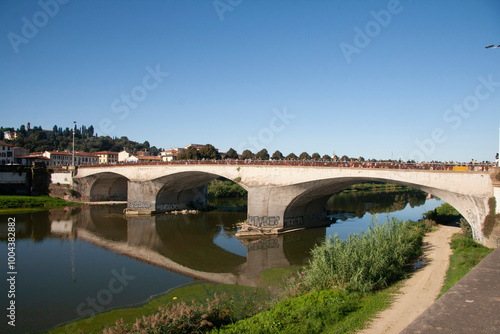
[359,224,460,334]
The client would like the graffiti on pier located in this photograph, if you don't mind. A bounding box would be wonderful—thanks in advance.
[247,238,280,252]
[129,201,153,209]
[248,216,280,227]
[284,217,303,228]
[156,203,181,211]
[284,213,323,228]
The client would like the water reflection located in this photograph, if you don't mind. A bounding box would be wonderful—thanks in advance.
[71,206,323,286]
[326,189,428,220]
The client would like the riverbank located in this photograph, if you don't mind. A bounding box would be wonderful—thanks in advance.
[0,195,82,214]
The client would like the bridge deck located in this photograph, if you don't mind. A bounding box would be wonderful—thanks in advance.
[402,247,500,333]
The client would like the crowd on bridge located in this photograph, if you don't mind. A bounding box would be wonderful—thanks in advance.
[79,158,495,172]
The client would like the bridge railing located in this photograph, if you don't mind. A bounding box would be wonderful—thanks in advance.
[76,160,492,171]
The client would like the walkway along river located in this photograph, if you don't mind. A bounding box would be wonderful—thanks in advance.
[0,187,442,333]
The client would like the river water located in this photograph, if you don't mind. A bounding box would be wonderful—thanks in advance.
[0,188,442,333]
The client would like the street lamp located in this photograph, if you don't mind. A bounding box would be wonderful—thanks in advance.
[72,121,76,166]
[486,45,500,166]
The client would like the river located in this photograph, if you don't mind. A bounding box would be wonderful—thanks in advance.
[0,187,442,333]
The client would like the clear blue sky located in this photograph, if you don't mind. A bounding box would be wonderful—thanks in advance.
[1,0,499,162]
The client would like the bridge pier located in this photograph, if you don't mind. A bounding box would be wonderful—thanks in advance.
[240,186,329,236]
[126,180,208,215]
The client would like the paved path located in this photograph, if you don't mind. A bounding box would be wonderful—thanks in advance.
[360,225,459,334]
[401,247,500,334]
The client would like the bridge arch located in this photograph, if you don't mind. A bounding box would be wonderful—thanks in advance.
[89,172,129,201]
[153,171,248,212]
[283,176,488,241]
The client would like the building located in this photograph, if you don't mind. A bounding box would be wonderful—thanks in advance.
[42,151,98,166]
[160,148,183,162]
[126,155,162,163]
[0,141,14,165]
[118,149,131,162]
[135,150,151,157]
[18,153,50,166]
[95,151,119,164]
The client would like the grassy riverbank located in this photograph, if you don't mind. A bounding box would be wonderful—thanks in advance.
[49,282,270,334]
[0,195,81,214]
[96,218,430,333]
[440,232,493,296]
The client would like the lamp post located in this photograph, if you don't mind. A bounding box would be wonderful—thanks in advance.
[485,45,500,166]
[72,121,76,166]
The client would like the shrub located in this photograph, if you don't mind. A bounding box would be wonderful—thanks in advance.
[104,293,234,334]
[303,218,425,292]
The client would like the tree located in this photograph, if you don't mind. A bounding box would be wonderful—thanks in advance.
[199,144,220,160]
[256,148,269,160]
[358,156,365,162]
[178,146,200,160]
[271,150,284,160]
[341,155,349,161]
[322,154,331,160]
[241,149,254,160]
[143,141,150,149]
[311,153,321,160]
[299,152,311,160]
[286,153,298,160]
[225,148,238,159]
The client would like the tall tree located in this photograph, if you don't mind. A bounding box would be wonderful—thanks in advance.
[225,148,238,159]
[241,149,254,160]
[286,153,298,160]
[199,144,220,160]
[322,154,332,160]
[299,152,311,160]
[256,148,270,160]
[177,146,200,160]
[311,152,321,160]
[271,150,284,160]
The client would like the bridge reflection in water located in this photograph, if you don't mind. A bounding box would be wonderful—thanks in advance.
[73,205,325,286]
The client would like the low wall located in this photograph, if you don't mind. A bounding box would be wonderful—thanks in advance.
[51,172,72,185]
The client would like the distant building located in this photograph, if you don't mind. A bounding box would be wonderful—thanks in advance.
[4,130,53,140]
[118,149,131,162]
[95,151,119,164]
[3,132,17,140]
[0,141,14,165]
[160,148,183,162]
[18,153,50,166]
[126,155,162,163]
[41,151,98,166]
[135,150,151,157]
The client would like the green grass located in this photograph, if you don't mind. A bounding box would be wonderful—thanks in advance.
[216,287,394,334]
[439,233,493,296]
[0,195,81,214]
[48,282,268,334]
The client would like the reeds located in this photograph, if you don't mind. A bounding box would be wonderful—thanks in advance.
[303,218,426,292]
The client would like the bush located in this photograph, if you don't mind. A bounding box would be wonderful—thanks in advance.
[303,218,426,292]
[104,293,234,334]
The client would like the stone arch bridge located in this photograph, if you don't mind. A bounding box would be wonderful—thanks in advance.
[73,164,500,246]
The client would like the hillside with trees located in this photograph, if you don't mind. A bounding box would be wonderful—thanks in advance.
[0,123,161,155]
